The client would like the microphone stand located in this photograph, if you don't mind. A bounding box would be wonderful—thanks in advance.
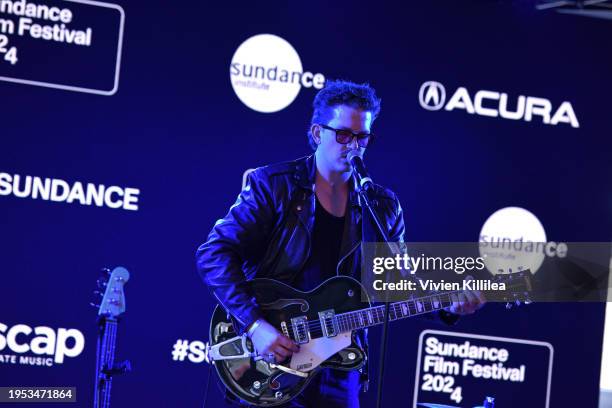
[354,180,399,408]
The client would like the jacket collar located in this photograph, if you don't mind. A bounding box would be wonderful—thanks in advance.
[293,154,363,274]
[294,154,362,208]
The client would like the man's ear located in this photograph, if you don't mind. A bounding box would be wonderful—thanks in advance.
[310,124,321,145]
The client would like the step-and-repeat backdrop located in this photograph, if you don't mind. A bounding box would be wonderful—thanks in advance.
[1,1,610,407]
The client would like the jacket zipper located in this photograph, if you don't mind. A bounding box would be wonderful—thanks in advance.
[294,193,312,279]
[336,241,360,276]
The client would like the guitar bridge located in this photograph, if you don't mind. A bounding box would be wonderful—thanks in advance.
[319,309,338,338]
[290,316,309,344]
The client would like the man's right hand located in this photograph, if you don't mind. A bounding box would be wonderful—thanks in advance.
[248,319,300,363]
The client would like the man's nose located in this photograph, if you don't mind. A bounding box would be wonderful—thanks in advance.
[347,136,359,150]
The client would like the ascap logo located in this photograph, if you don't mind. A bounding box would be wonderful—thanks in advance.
[0,322,85,367]
[230,34,325,113]
[418,81,579,128]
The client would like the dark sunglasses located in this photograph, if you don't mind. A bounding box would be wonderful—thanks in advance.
[318,124,375,148]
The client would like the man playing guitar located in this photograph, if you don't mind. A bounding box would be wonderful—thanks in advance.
[196,79,485,407]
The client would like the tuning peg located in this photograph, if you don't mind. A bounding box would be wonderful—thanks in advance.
[90,302,100,309]
[97,278,107,289]
[515,299,521,307]
[505,302,513,310]
[101,267,112,275]
[93,290,103,297]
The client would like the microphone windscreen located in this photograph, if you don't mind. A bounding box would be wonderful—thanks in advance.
[346,149,362,165]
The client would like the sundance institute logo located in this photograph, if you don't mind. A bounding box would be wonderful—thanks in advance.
[230,34,325,113]
[479,206,568,275]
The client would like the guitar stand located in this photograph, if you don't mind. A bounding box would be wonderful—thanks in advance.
[94,318,131,408]
[102,360,132,377]
[96,360,132,399]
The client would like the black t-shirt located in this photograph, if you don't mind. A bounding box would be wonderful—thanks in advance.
[294,196,345,291]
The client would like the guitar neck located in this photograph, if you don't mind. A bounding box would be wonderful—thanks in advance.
[95,318,118,408]
[336,290,460,332]
[92,266,129,408]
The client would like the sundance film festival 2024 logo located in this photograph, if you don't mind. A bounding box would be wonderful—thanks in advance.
[418,81,579,128]
[230,34,326,113]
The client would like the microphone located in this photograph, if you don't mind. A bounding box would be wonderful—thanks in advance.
[347,150,374,191]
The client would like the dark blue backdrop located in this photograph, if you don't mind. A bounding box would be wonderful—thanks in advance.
[1,1,610,407]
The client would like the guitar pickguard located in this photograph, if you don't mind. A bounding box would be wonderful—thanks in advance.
[289,332,352,372]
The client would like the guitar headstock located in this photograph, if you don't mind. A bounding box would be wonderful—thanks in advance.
[492,268,533,308]
[91,266,130,318]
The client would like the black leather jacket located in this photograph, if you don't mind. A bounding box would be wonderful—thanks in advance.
[196,154,408,331]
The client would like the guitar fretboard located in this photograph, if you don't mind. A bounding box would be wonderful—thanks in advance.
[95,318,117,408]
[335,291,460,332]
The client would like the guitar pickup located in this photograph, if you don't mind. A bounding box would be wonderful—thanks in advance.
[290,316,309,344]
[319,309,338,338]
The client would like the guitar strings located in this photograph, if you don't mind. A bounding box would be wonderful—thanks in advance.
[283,272,527,337]
[103,320,117,408]
[293,291,460,339]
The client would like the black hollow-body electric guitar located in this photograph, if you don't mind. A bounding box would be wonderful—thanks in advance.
[205,271,531,406]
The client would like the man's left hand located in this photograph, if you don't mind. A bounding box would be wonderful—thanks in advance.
[448,275,486,315]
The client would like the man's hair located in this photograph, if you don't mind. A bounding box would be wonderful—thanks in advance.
[308,79,382,150]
